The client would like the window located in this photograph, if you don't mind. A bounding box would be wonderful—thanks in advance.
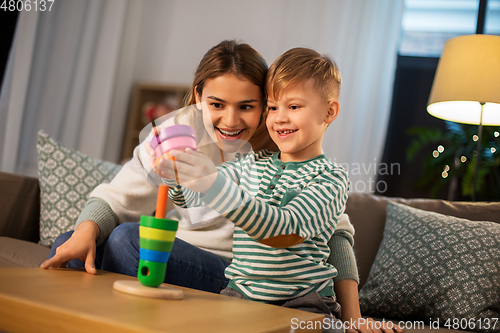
[485,0,500,34]
[399,0,483,57]
[381,0,500,200]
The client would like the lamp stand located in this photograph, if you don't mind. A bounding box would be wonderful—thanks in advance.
[472,102,485,201]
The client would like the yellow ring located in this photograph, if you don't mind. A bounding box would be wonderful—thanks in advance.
[139,226,176,242]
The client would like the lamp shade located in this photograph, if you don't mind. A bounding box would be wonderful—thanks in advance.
[427,34,500,125]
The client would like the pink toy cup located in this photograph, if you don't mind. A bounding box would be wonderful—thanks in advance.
[151,124,198,168]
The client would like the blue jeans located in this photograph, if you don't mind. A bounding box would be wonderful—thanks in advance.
[49,222,230,294]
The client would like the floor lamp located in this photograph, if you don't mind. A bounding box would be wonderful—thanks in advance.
[427,34,500,201]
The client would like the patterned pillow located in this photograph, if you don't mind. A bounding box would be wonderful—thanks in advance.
[37,131,122,247]
[359,201,500,333]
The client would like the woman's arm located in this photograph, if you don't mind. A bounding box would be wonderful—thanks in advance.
[79,143,158,244]
[41,219,100,274]
[41,135,158,273]
[331,229,403,333]
[329,229,359,283]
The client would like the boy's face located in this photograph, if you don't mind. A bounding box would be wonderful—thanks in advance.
[266,80,339,162]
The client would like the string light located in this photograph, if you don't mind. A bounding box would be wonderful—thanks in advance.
[473,135,479,142]
[442,171,448,178]
[495,131,499,138]
[492,147,497,154]
[433,150,439,158]
[444,165,450,171]
[437,145,444,153]
[461,156,467,163]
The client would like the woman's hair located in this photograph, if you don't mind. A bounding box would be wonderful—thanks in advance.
[184,40,268,107]
[174,40,271,155]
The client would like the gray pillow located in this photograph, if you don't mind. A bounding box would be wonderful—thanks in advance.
[359,201,500,333]
[37,131,122,246]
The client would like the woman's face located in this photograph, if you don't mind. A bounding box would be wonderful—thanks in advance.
[196,74,263,152]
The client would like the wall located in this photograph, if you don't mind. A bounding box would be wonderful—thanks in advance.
[102,0,403,196]
[106,0,356,161]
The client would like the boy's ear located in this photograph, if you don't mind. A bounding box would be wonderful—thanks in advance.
[325,100,340,124]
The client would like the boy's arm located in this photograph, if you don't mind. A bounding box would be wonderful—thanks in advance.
[167,154,243,208]
[202,167,348,244]
[168,183,203,208]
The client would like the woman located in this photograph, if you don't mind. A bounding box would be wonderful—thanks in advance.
[41,40,357,295]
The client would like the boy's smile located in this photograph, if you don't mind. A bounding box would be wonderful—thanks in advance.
[276,129,298,137]
[266,80,339,162]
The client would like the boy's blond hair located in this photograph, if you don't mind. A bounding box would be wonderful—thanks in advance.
[266,47,341,102]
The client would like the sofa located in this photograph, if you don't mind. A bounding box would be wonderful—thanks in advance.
[2,168,500,333]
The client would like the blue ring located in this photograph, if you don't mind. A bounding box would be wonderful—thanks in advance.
[140,248,171,263]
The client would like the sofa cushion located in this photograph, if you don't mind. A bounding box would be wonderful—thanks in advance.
[358,202,500,332]
[0,237,50,267]
[36,131,122,247]
[345,194,500,288]
[0,172,40,243]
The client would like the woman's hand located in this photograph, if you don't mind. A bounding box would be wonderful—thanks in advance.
[145,127,159,172]
[155,148,218,194]
[40,220,100,274]
[345,318,404,333]
[335,279,404,333]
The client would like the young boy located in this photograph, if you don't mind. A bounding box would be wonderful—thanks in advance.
[157,48,395,333]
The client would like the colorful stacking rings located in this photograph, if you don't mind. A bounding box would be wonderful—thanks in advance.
[154,137,197,159]
[150,125,197,149]
[150,124,197,150]
[139,226,176,242]
[140,248,170,263]
[139,124,195,287]
[151,124,198,169]
[137,216,179,287]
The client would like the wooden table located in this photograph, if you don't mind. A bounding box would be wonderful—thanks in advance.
[0,268,323,333]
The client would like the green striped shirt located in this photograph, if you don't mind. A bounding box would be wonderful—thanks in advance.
[169,150,349,302]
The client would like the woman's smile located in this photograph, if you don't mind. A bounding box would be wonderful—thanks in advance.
[216,127,245,140]
[197,74,263,151]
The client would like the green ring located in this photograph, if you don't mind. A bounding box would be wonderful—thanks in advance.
[138,259,166,287]
[140,238,174,252]
[140,215,178,231]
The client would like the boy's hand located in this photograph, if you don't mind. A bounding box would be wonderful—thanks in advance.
[155,148,218,194]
